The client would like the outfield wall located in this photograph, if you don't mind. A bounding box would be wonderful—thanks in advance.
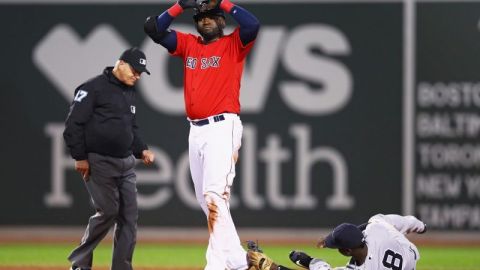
[0,0,479,231]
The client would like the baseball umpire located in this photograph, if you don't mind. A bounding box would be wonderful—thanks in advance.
[248,214,427,270]
[63,47,155,270]
[144,0,260,269]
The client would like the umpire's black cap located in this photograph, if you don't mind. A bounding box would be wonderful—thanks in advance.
[324,223,365,249]
[120,47,150,75]
[193,7,225,21]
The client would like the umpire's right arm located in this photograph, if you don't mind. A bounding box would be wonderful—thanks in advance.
[63,84,95,180]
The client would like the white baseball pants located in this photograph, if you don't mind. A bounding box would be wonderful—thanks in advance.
[188,113,248,270]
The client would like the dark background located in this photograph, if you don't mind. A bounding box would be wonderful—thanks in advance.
[1,1,477,230]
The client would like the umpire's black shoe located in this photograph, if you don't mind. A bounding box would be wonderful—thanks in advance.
[289,250,313,269]
[70,266,90,270]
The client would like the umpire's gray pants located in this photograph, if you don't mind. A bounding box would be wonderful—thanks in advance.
[68,152,138,270]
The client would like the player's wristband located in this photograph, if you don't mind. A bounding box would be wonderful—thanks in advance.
[168,3,184,17]
[220,0,234,13]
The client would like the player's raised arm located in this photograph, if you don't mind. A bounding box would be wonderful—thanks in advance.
[368,214,427,235]
[144,0,196,52]
[218,0,260,46]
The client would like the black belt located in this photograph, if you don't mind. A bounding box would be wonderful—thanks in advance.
[191,114,225,126]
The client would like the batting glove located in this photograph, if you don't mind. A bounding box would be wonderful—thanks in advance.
[178,0,197,9]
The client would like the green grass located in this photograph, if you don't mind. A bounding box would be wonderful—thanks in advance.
[0,243,479,269]
[262,246,480,270]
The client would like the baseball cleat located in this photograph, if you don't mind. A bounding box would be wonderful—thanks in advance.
[289,250,312,269]
[246,240,263,253]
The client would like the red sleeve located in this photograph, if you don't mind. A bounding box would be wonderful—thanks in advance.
[171,31,193,57]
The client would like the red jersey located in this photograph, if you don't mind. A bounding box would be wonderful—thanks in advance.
[171,28,255,119]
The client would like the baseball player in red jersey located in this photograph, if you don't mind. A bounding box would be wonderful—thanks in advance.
[144,0,260,269]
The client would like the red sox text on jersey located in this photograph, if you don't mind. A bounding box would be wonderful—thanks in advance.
[172,28,254,119]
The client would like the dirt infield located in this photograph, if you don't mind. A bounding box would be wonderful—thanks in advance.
[1,226,480,246]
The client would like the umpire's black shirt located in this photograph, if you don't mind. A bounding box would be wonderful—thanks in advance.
[63,67,147,160]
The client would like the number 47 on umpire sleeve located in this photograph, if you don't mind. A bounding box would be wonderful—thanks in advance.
[73,90,88,102]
